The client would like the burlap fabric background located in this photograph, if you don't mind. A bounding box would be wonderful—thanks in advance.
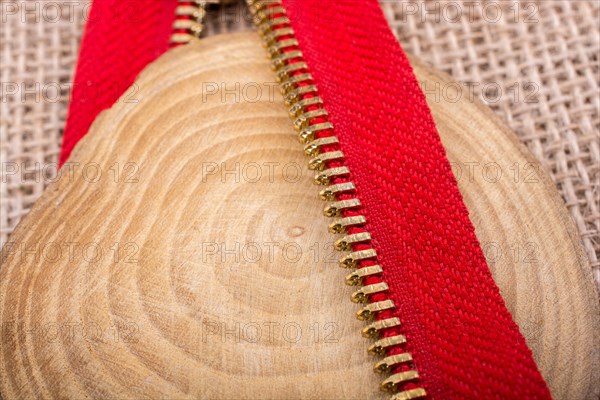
[1,0,598,289]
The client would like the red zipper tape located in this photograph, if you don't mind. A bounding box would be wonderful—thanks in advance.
[59,0,176,164]
[282,1,551,398]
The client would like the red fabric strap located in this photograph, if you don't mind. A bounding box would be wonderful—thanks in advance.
[283,1,551,398]
[61,1,551,398]
[59,0,176,164]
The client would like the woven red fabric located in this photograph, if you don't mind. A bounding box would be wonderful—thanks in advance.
[283,0,551,398]
[59,0,177,164]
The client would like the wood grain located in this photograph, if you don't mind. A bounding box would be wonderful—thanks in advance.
[1,32,598,399]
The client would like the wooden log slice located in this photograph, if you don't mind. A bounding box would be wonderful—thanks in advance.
[1,32,598,399]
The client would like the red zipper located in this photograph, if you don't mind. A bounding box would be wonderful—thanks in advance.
[59,0,176,165]
[274,0,552,398]
[248,2,425,398]
[60,1,553,398]
[170,0,212,46]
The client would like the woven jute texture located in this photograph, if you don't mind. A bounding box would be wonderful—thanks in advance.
[1,0,598,288]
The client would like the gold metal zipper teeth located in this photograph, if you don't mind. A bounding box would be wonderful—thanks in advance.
[374,353,413,374]
[268,38,299,56]
[264,27,295,45]
[324,198,361,218]
[256,5,286,22]
[247,1,425,398]
[300,122,334,144]
[339,248,377,269]
[357,299,396,321]
[328,215,367,234]
[368,335,407,356]
[391,389,428,400]
[248,0,270,12]
[352,282,389,303]
[347,264,383,286]
[314,165,349,185]
[281,73,313,94]
[382,371,420,392]
[304,136,339,157]
[175,4,205,17]
[171,1,214,45]
[272,50,304,70]
[258,16,292,36]
[277,62,308,81]
[292,97,324,118]
[173,19,203,32]
[285,85,318,106]
[300,122,333,143]
[336,232,372,251]
[309,150,344,171]
[294,109,329,130]
[362,317,401,338]
[319,182,355,201]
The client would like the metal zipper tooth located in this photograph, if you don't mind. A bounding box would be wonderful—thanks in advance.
[291,97,324,118]
[368,335,407,356]
[256,5,286,22]
[324,198,361,218]
[362,317,401,338]
[352,282,389,303]
[335,232,372,251]
[347,265,384,286]
[300,122,334,143]
[285,85,318,106]
[294,109,329,130]
[247,0,267,7]
[357,299,396,321]
[249,1,425,397]
[314,165,350,185]
[300,122,334,146]
[339,248,377,268]
[170,33,198,45]
[308,150,344,171]
[381,371,420,393]
[171,1,211,45]
[268,38,299,57]
[277,62,308,81]
[172,19,204,33]
[281,73,314,95]
[264,27,295,46]
[319,182,356,201]
[247,0,268,12]
[272,50,303,70]
[304,136,339,157]
[391,388,427,400]
[258,16,292,36]
[175,5,206,18]
[328,215,366,234]
[374,353,413,374]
